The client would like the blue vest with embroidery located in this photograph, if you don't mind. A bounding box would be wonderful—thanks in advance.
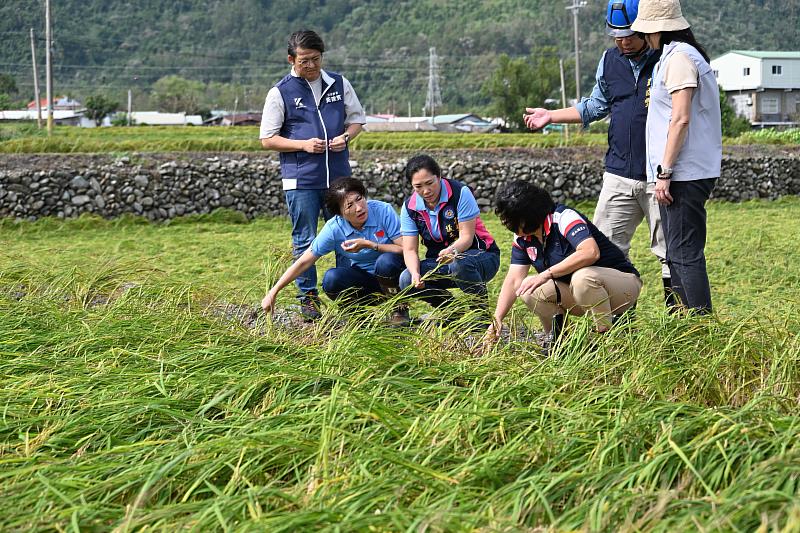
[276,71,350,189]
[602,47,660,181]
[404,179,500,259]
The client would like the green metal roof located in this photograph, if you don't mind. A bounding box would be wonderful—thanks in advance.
[724,50,800,59]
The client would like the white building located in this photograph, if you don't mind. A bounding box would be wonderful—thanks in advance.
[128,112,203,126]
[711,51,800,126]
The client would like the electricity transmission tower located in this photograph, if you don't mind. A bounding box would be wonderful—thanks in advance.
[424,47,442,117]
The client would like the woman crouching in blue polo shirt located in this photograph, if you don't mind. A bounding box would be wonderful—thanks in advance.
[487,180,642,344]
[399,154,501,317]
[262,177,407,323]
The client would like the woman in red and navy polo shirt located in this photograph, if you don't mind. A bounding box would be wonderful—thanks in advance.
[488,180,642,341]
[399,155,500,314]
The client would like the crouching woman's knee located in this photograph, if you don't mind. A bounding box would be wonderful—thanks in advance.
[374,252,405,279]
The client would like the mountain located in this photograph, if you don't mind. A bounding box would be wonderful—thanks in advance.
[1,0,798,113]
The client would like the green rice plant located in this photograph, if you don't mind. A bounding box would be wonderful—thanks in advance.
[728,128,800,145]
[1,199,799,530]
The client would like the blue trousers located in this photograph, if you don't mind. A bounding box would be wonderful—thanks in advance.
[660,178,716,312]
[399,249,500,307]
[285,189,332,296]
[322,253,405,303]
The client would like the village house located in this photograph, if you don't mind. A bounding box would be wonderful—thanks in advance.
[711,51,800,127]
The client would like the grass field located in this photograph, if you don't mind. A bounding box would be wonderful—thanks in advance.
[1,199,800,531]
[1,123,798,153]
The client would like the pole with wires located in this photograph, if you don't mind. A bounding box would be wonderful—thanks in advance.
[30,28,42,128]
[566,0,587,103]
[45,0,53,135]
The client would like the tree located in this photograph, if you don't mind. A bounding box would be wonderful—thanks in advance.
[0,73,18,110]
[152,75,205,114]
[84,94,119,126]
[0,93,13,110]
[0,73,17,96]
[483,48,567,131]
[719,88,751,137]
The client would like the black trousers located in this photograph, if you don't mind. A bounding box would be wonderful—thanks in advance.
[660,178,716,312]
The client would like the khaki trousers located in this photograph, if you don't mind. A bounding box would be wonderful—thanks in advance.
[594,172,670,278]
[521,266,642,332]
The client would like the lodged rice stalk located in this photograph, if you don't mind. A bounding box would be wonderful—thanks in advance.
[1,204,799,531]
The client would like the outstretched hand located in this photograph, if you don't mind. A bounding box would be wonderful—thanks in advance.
[261,291,277,316]
[523,108,552,131]
[480,321,502,353]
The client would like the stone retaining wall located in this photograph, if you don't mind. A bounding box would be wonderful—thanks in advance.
[1,149,799,221]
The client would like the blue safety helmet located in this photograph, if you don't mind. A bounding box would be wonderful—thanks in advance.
[606,0,639,37]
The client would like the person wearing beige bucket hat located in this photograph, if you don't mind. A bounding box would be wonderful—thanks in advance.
[631,0,722,313]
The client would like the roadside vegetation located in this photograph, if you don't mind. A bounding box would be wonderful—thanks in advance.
[1,199,799,530]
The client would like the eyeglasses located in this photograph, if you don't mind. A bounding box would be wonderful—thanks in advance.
[296,56,322,67]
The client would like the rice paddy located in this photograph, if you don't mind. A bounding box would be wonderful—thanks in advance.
[1,124,798,154]
[1,198,800,531]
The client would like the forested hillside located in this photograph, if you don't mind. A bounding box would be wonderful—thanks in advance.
[1,0,798,114]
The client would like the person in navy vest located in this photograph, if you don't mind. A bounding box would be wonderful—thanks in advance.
[261,178,407,323]
[399,154,501,319]
[260,29,366,320]
[522,0,675,310]
[486,180,642,346]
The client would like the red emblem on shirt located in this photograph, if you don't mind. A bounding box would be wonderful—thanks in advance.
[374,230,385,239]
[527,247,537,262]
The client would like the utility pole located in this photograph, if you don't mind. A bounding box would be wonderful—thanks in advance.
[559,58,570,142]
[127,89,132,126]
[566,0,587,102]
[231,96,239,126]
[45,0,53,135]
[29,28,42,128]
[424,47,442,119]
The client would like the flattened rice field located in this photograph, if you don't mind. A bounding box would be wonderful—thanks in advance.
[1,199,800,531]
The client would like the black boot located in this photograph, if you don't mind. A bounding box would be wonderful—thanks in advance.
[547,313,566,352]
[663,277,680,311]
[612,303,636,327]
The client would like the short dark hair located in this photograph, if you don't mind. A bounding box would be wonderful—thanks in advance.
[404,154,441,182]
[494,180,555,234]
[288,30,325,57]
[325,177,367,216]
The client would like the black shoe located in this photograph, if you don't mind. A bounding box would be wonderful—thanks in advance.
[663,277,681,311]
[612,305,636,327]
[298,293,322,321]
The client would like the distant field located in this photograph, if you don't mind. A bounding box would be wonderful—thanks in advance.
[0,124,606,153]
[1,199,800,530]
[1,123,797,153]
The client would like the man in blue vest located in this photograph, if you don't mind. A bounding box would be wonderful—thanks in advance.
[260,29,366,319]
[523,0,676,308]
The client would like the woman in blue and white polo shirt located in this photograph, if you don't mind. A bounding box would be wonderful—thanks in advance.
[262,177,407,322]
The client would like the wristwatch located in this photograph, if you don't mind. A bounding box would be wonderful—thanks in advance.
[656,165,673,180]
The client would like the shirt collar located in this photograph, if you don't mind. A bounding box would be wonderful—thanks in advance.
[542,213,554,240]
[625,47,655,66]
